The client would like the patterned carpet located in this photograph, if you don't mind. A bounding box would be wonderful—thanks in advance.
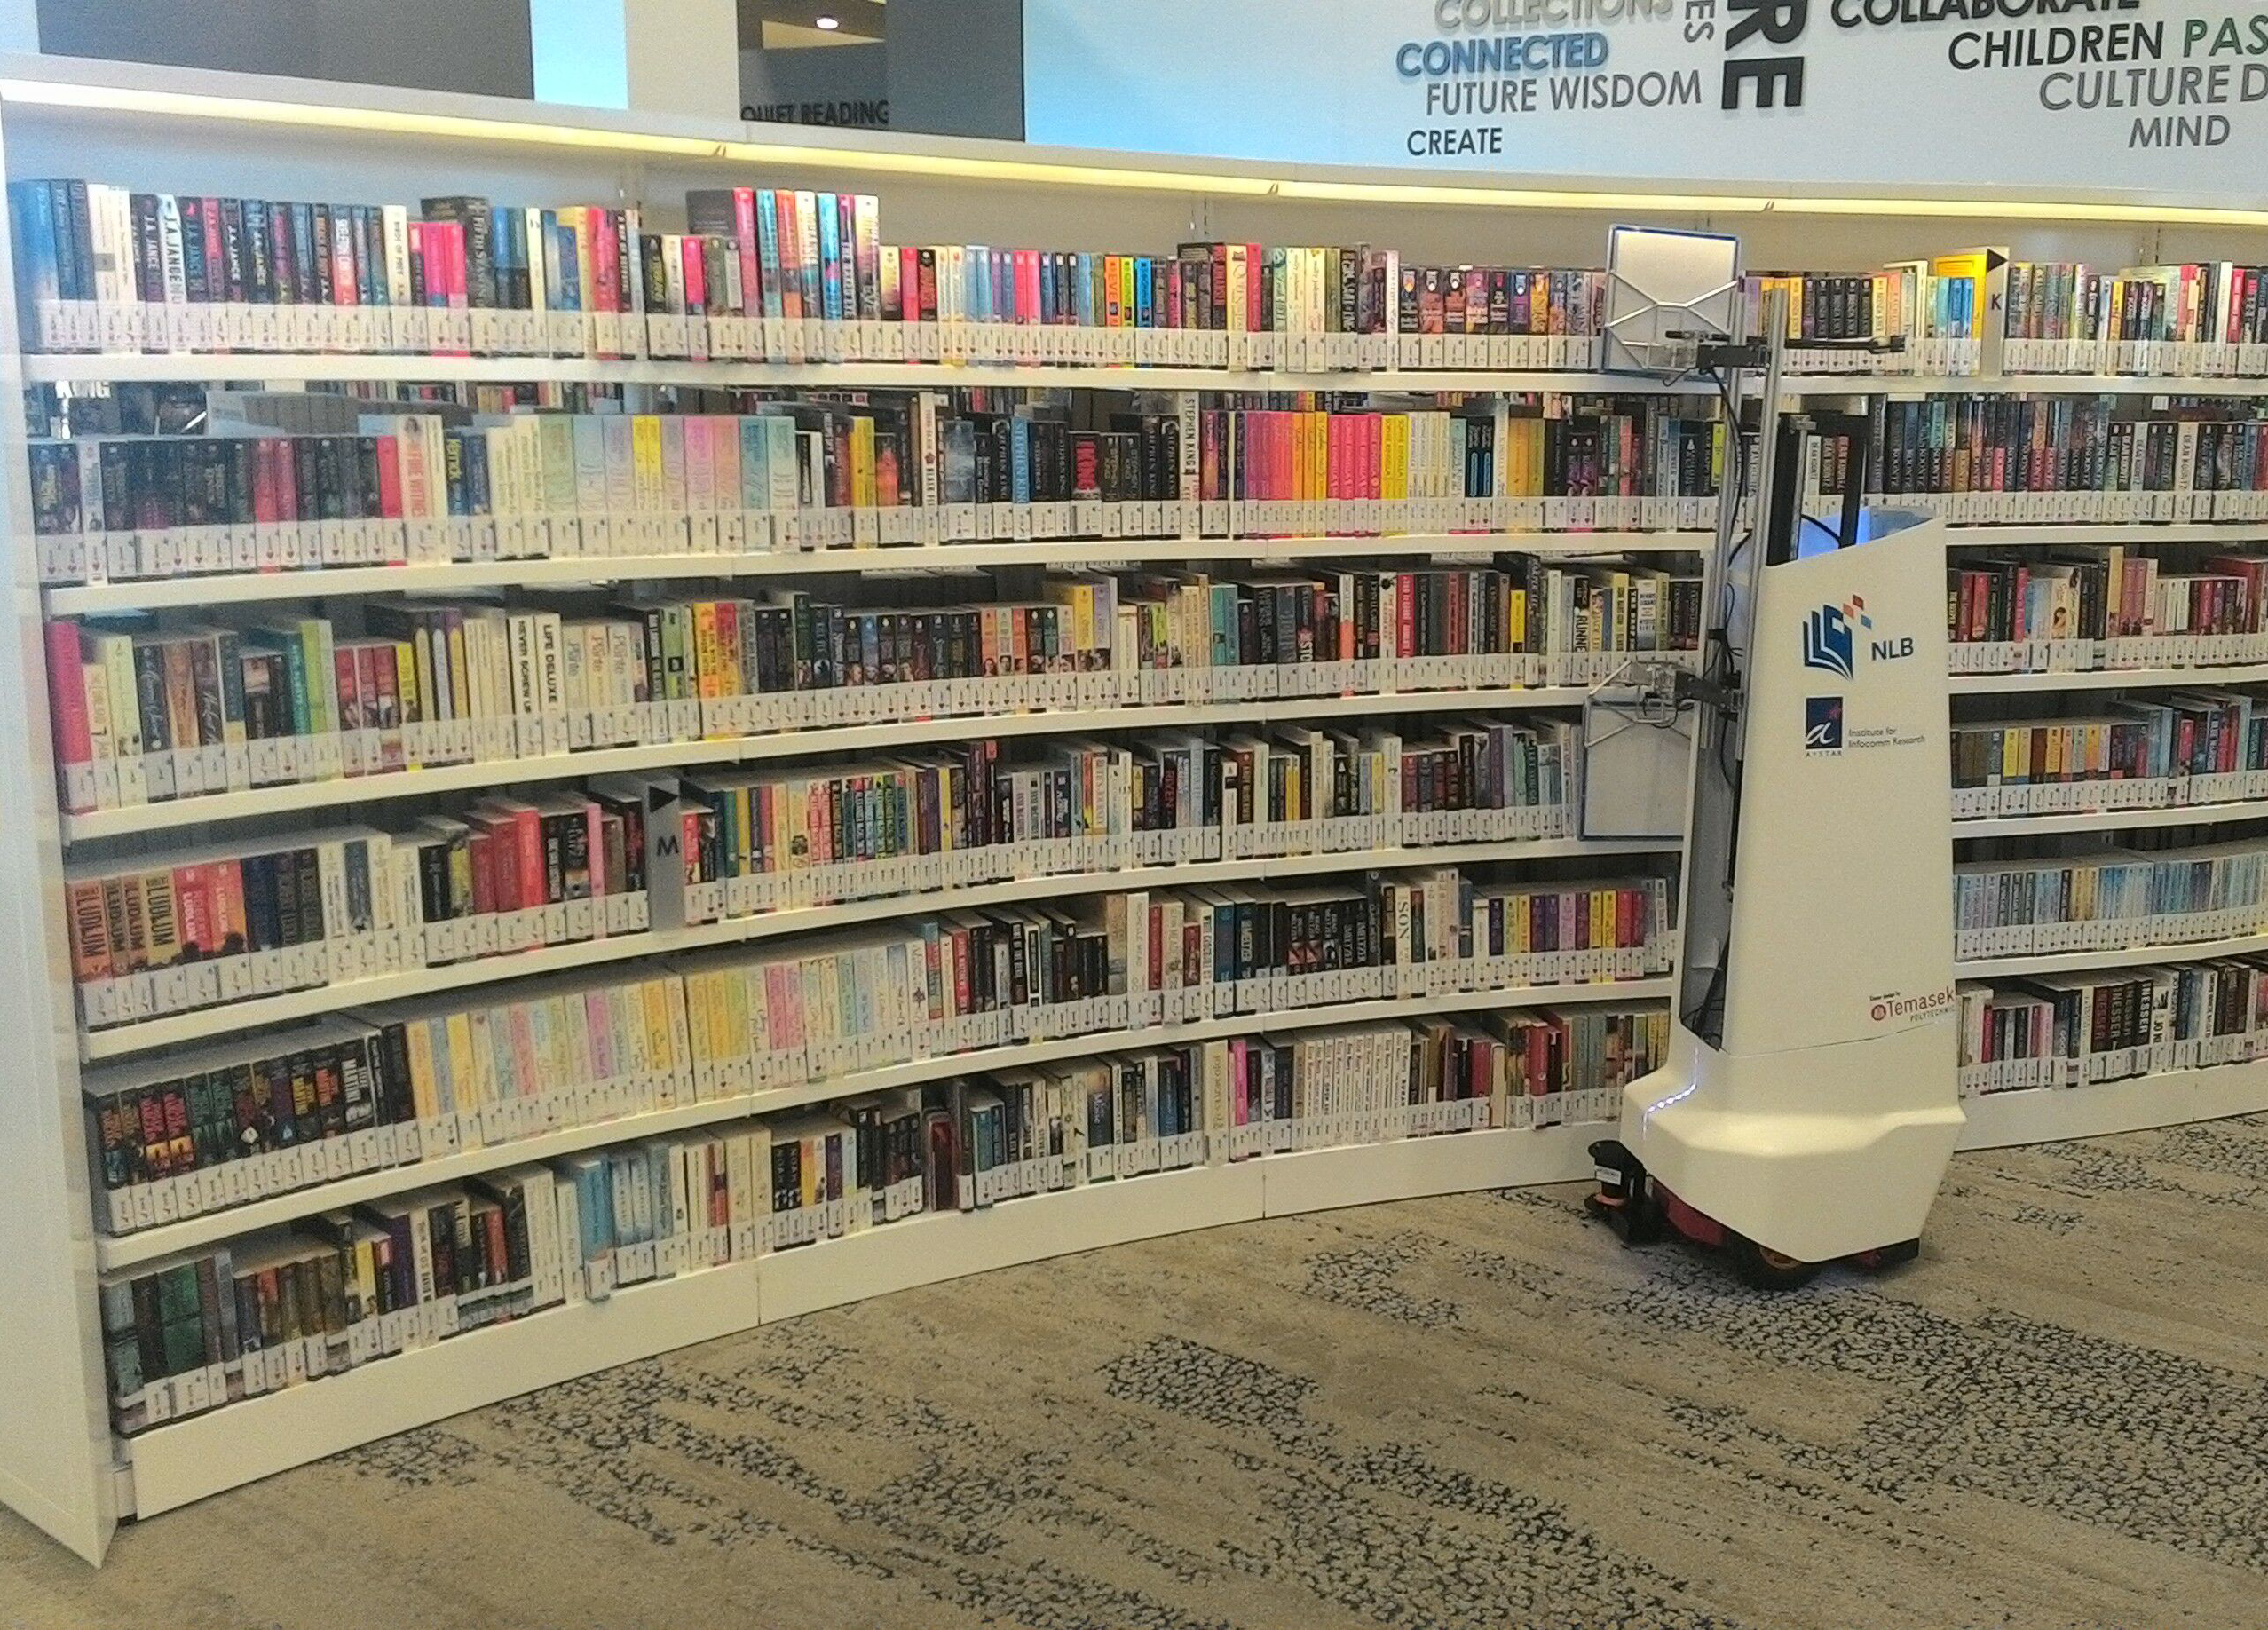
[6,1116,2267,1630]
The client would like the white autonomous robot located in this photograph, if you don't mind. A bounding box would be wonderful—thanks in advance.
[1582,231,1964,1288]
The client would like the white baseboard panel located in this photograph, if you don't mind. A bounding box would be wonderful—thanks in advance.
[1957,1060,2268,1151]
[1259,1122,1601,1218]
[759,1163,1267,1324]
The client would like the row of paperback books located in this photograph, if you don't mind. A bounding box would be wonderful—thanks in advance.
[23,394,1727,585]
[1949,690,2268,820]
[86,874,1672,1237]
[97,1004,1670,1433]
[1750,256,2268,379]
[10,177,1628,371]
[1953,835,2268,962]
[1834,398,2268,526]
[65,768,1659,1030]
[64,799,650,1031]
[1956,958,2268,1095]
[663,723,1586,924]
[43,564,1703,815]
[1944,549,2268,677]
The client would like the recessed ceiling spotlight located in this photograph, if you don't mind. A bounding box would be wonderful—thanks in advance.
[816,14,841,27]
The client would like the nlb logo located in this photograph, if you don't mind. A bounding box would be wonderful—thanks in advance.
[1801,596,1913,678]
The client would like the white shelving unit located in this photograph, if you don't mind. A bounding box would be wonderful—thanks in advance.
[1957,1059,2268,1152]
[6,51,2268,1566]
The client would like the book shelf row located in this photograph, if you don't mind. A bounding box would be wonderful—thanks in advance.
[21,392,1732,589]
[71,841,1668,1061]
[98,1009,1666,1436]
[41,561,1705,820]
[16,174,2268,385]
[89,968,1679,1270]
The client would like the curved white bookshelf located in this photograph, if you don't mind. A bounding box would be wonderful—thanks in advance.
[78,834,1673,1061]
[60,686,1625,843]
[12,44,2268,1567]
[114,1117,1609,1522]
[94,974,1671,1271]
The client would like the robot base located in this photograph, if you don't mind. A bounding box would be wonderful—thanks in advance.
[1584,1139,1923,1291]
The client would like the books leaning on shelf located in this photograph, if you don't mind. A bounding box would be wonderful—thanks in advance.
[1956,957,2268,1096]
[1806,396,2268,528]
[95,1004,1671,1431]
[1945,548,2268,677]
[43,564,1705,816]
[1744,251,2003,378]
[1950,689,2268,820]
[7,176,1628,371]
[82,872,1676,1233]
[1745,256,2268,379]
[23,395,1727,586]
[1953,835,2268,962]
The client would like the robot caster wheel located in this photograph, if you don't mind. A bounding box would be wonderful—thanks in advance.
[1727,1233,1820,1292]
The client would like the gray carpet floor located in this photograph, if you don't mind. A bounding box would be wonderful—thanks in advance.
[6,1115,2267,1630]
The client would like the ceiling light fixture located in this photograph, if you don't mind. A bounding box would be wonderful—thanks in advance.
[815,14,841,28]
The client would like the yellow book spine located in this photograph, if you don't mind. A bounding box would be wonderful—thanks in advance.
[631,415,665,512]
[852,416,877,509]
[692,600,721,701]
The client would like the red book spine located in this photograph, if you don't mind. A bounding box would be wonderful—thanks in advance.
[201,199,226,308]
[1245,244,1264,333]
[681,235,706,315]
[731,187,762,316]
[899,246,920,324]
[46,620,92,791]
[375,435,403,519]
[585,799,607,904]
[175,863,214,959]
[273,439,301,524]
[512,807,545,908]
[333,645,362,745]
[467,828,496,919]
[251,439,280,526]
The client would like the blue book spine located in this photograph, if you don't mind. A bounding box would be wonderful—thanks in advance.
[46,181,80,302]
[740,416,767,510]
[1135,257,1154,328]
[818,200,842,323]
[1011,418,1031,505]
[552,222,581,313]
[755,190,782,319]
[10,180,59,306]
